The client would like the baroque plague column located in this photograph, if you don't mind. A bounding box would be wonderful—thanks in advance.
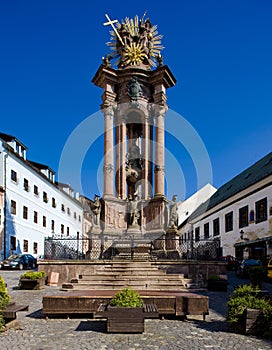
[91,14,176,239]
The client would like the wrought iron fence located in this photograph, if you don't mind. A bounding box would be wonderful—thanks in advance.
[44,236,221,261]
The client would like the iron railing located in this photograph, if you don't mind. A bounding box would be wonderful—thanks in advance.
[44,236,221,261]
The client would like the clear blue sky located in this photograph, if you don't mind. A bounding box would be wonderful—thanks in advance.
[1,0,271,200]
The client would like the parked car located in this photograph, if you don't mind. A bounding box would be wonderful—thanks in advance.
[236,258,262,277]
[267,258,272,279]
[219,255,238,270]
[36,254,45,261]
[1,254,37,270]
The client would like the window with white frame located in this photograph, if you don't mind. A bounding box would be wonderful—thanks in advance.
[225,212,233,232]
[204,223,209,239]
[23,178,29,192]
[23,206,28,220]
[34,211,38,224]
[23,239,28,252]
[43,191,48,203]
[213,218,220,236]
[239,205,249,228]
[51,220,55,232]
[43,215,46,227]
[11,200,16,215]
[34,185,39,196]
[255,198,267,223]
[11,169,17,183]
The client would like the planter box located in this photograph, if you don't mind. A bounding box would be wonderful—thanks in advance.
[19,277,46,290]
[107,306,145,333]
[234,308,265,335]
[95,303,159,333]
[207,280,228,292]
[243,308,264,335]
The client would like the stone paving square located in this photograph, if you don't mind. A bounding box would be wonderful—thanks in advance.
[1,270,272,350]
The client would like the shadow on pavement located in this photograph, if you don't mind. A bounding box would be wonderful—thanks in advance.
[26,308,44,319]
[190,319,230,333]
[75,320,107,333]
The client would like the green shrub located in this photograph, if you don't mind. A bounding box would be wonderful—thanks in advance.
[0,275,10,332]
[110,287,143,307]
[20,271,46,280]
[247,266,266,287]
[227,284,272,324]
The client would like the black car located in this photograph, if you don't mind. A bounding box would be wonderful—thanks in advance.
[236,258,262,277]
[1,254,37,270]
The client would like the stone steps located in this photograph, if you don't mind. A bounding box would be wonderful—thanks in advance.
[62,261,195,291]
[74,275,185,283]
[62,282,188,291]
[95,271,170,276]
[71,279,185,286]
[98,268,161,273]
[100,263,154,268]
[75,274,184,281]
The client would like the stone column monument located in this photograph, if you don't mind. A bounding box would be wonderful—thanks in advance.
[91,14,176,244]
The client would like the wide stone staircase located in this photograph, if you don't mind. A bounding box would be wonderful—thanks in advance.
[62,261,201,291]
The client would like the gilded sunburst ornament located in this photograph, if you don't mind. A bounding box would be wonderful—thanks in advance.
[123,42,146,66]
[103,13,164,69]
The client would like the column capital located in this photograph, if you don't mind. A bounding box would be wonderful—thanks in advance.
[154,105,167,119]
[103,105,115,119]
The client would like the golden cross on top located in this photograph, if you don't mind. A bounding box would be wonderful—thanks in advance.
[103,14,124,46]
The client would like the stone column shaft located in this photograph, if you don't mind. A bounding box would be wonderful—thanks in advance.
[148,124,153,198]
[120,122,127,199]
[155,112,165,196]
[142,121,149,200]
[115,124,121,198]
[103,108,114,197]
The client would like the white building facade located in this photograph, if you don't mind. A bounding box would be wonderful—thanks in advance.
[0,133,83,259]
[179,152,272,261]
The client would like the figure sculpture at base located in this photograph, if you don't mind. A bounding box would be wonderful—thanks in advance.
[169,195,178,228]
[91,195,101,226]
[128,194,140,227]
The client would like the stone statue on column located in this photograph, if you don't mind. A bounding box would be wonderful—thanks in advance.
[90,195,101,226]
[128,194,141,228]
[169,195,178,228]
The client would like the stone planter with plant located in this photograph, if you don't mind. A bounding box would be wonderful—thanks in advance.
[227,284,272,336]
[19,271,47,290]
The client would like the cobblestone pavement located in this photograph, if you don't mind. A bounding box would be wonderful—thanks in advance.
[1,269,272,350]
